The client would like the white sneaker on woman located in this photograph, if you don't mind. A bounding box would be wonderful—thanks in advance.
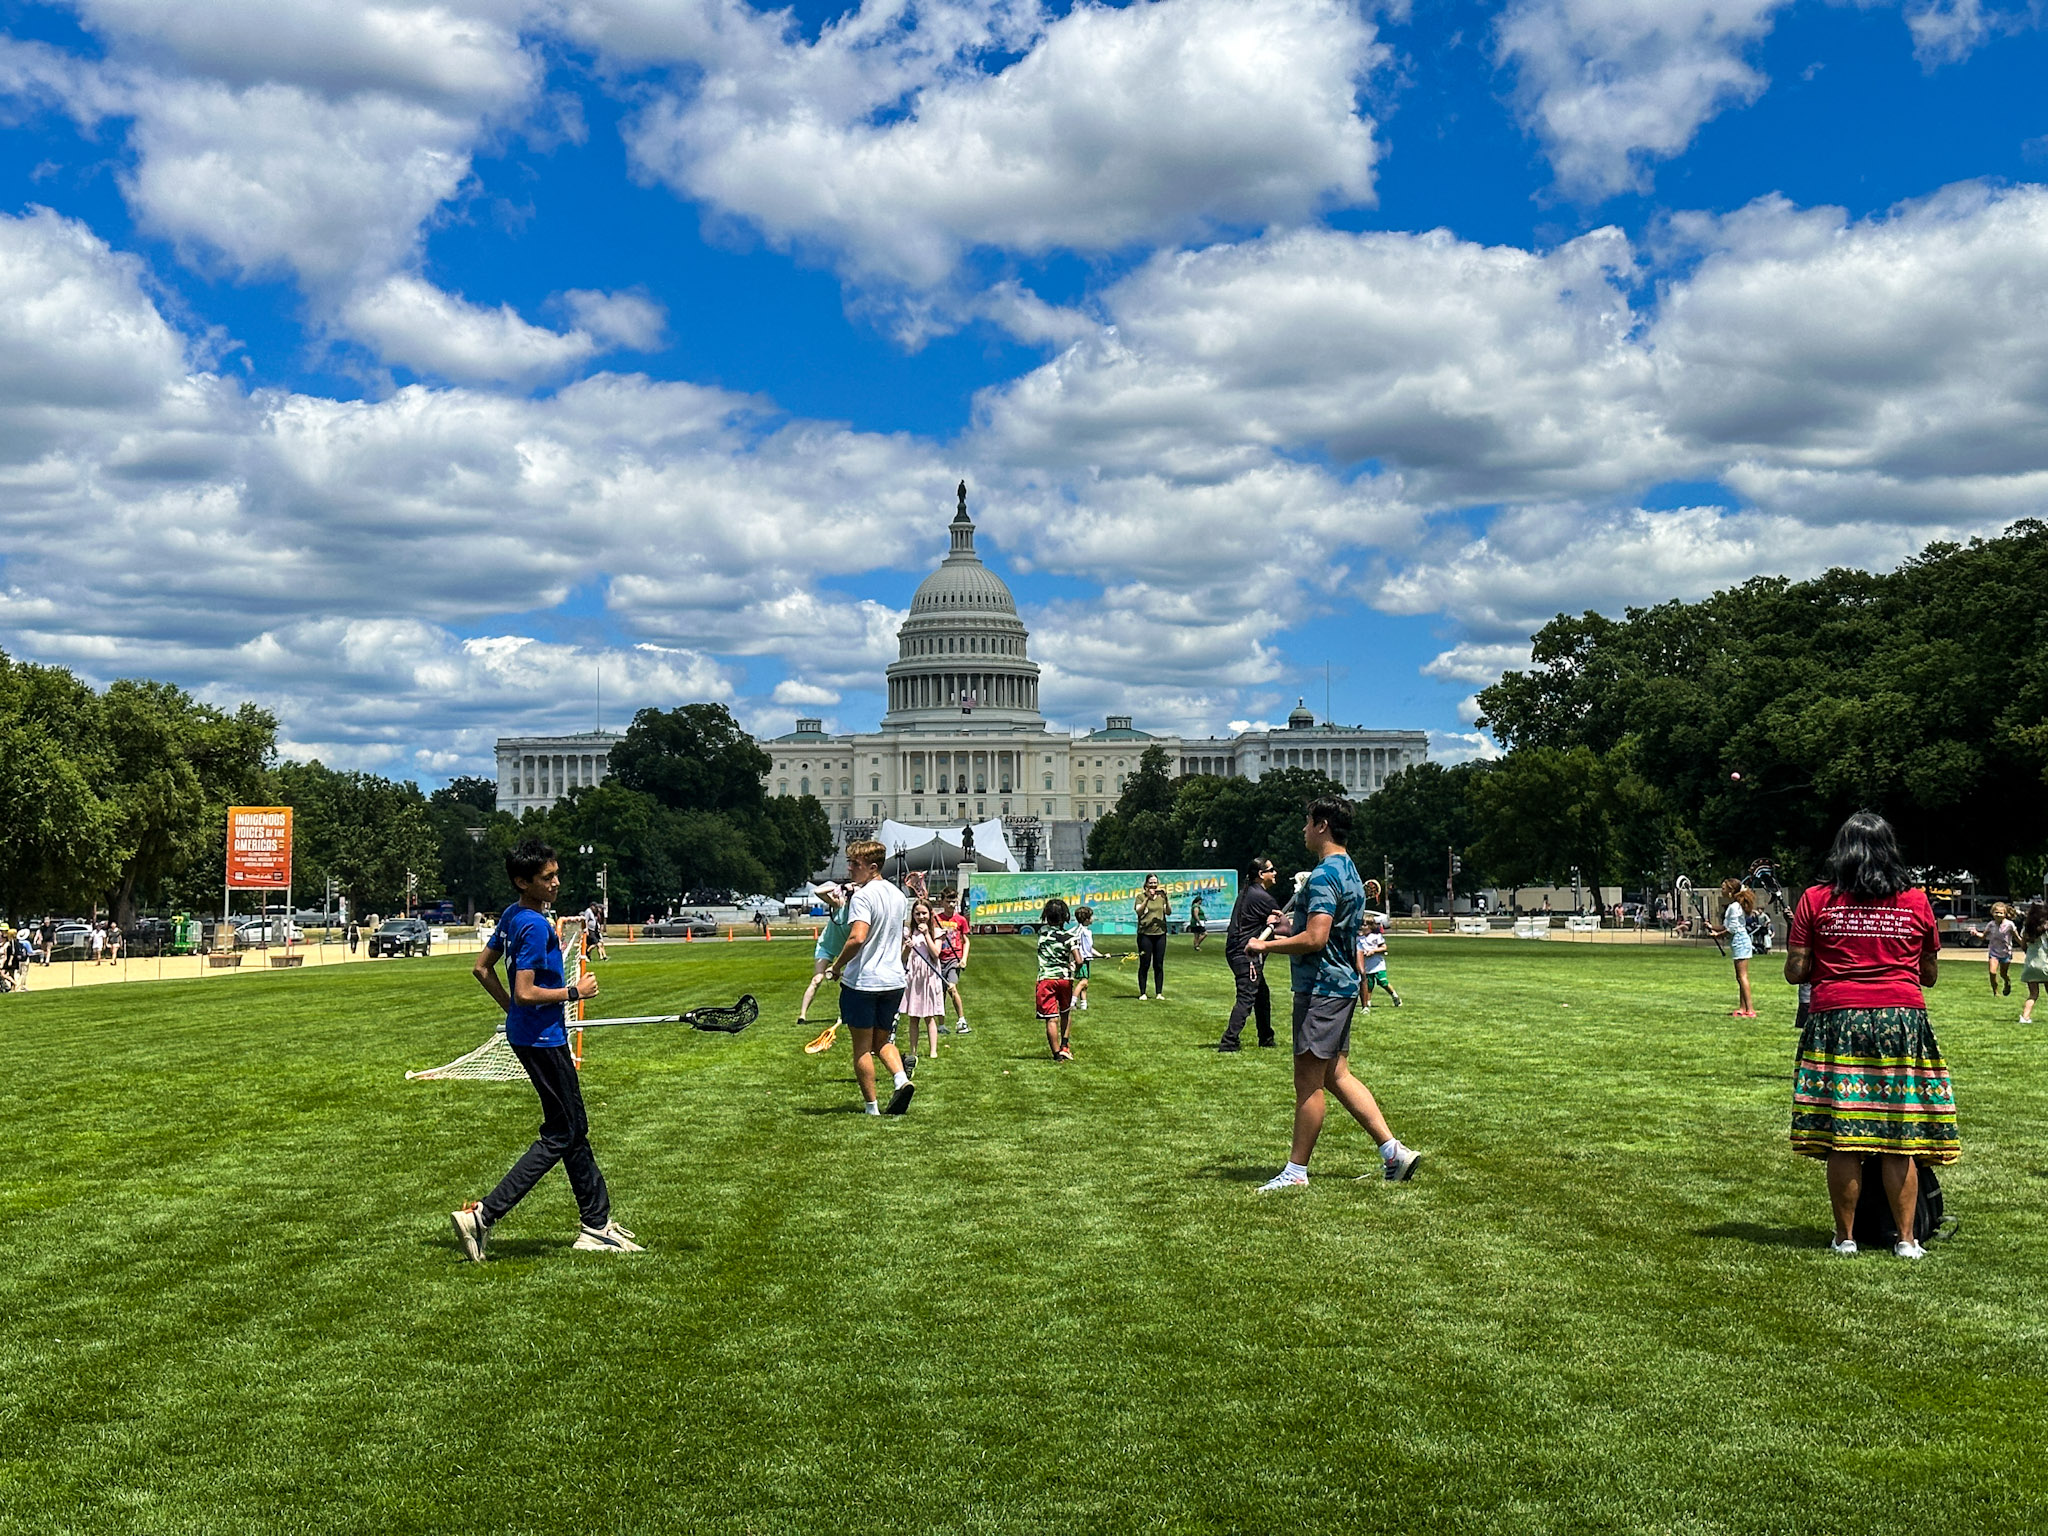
[1893,1240,1927,1260]
[1829,1238,1858,1256]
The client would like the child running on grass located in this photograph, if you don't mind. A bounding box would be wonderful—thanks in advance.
[2019,903,2048,1024]
[1072,906,1096,1011]
[1036,898,1083,1061]
[1986,901,2017,998]
[1357,915,1402,1009]
[902,899,947,1059]
[450,837,641,1262]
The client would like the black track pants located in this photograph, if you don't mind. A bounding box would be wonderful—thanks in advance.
[1221,951,1274,1046]
[1136,933,1167,997]
[483,1042,611,1228]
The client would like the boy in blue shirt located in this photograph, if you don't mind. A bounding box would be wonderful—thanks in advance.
[1247,797,1422,1191]
[450,838,642,1260]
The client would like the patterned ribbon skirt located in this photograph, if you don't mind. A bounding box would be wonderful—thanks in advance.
[1791,1006,1958,1163]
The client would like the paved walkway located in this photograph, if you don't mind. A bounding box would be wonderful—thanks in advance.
[4,937,487,992]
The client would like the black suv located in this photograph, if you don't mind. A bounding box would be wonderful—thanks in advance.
[369,918,433,957]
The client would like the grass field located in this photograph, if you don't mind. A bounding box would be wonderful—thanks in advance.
[2,934,2042,1534]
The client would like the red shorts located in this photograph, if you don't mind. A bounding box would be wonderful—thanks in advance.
[1035,977,1074,1018]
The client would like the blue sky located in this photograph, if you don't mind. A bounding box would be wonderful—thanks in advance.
[1,0,2045,781]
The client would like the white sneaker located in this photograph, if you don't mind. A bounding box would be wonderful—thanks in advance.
[1257,1168,1308,1193]
[449,1202,490,1262]
[1893,1240,1927,1260]
[574,1220,645,1253]
[1829,1238,1858,1256]
[1383,1147,1422,1183]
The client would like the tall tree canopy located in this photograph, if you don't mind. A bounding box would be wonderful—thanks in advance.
[609,704,771,814]
[1477,521,2048,886]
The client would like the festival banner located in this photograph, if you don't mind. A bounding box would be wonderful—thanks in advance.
[965,868,1236,934]
[226,806,293,888]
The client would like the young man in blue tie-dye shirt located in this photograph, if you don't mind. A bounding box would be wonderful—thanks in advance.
[1247,796,1422,1191]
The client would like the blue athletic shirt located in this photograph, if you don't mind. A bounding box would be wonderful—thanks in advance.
[1290,852,1365,998]
[492,905,568,1047]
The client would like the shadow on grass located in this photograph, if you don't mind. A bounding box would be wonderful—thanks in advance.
[1694,1221,1826,1250]
[1195,1162,1280,1183]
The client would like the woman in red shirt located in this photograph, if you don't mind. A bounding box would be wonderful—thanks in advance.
[1784,811,1953,1259]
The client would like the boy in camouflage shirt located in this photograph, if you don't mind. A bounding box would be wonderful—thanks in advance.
[1035,897,1083,1062]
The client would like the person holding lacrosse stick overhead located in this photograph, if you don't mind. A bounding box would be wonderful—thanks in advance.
[449,837,642,1261]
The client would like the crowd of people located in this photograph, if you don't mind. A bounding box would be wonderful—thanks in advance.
[441,800,1980,1266]
[0,917,127,987]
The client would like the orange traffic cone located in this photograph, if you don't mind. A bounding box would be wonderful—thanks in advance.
[726,926,734,941]
[685,927,693,943]
[763,926,773,941]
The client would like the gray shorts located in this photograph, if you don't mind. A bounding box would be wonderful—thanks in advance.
[1291,990,1357,1060]
[941,962,961,987]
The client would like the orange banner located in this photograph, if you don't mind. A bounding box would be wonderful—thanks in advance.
[227,806,293,888]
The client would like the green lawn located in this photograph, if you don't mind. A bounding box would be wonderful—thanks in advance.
[2,936,2040,1534]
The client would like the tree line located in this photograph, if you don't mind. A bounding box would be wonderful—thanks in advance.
[0,661,831,922]
[1090,523,2048,906]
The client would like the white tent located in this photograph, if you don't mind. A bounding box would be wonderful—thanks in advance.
[877,817,1019,874]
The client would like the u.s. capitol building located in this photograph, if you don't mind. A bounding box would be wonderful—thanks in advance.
[757,486,1426,868]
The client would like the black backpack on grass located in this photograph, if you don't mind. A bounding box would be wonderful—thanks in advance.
[1852,1158,1951,1247]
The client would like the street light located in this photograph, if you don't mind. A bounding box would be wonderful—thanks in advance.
[577,845,608,923]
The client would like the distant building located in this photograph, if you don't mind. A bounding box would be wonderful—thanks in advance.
[495,490,1429,863]
[755,486,1427,868]
[494,731,625,819]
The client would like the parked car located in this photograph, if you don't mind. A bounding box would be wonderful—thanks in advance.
[369,918,432,957]
[49,923,93,960]
[123,916,178,956]
[235,918,306,946]
[642,915,721,939]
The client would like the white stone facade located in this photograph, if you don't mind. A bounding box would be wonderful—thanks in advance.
[495,731,625,819]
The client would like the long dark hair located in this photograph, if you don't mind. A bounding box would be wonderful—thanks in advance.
[2024,903,2048,943]
[1822,811,1911,901]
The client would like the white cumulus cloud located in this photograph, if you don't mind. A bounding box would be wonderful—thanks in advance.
[1496,0,1788,199]
[620,0,1387,292]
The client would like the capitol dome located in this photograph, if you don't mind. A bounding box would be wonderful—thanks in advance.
[882,483,1042,730]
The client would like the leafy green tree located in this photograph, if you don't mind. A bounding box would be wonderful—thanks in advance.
[610,704,771,814]
[101,680,276,924]
[275,761,441,914]
[0,654,121,916]
[1476,520,2048,886]
[430,803,517,918]
[430,776,498,815]
[1465,747,1614,890]
[1352,762,1483,911]
[746,795,835,892]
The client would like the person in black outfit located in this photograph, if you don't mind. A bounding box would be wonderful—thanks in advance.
[1219,859,1291,1049]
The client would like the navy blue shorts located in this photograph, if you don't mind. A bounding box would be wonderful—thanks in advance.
[840,986,903,1037]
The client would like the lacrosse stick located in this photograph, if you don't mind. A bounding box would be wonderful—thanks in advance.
[576,995,757,1033]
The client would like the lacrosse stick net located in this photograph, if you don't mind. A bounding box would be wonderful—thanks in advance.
[406,920,587,1082]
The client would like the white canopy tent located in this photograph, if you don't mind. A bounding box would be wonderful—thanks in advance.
[876,818,1019,874]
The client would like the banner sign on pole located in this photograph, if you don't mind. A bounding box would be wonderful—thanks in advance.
[965,868,1236,934]
[227,806,293,889]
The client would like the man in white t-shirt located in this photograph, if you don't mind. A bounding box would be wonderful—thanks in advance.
[826,838,916,1115]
